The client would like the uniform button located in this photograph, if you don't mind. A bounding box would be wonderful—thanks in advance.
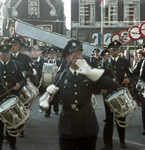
[74,84,77,87]
[4,76,6,78]
[76,108,78,111]
[114,71,116,73]
[114,66,116,68]
[74,92,77,95]
[92,111,94,113]
[75,100,78,103]
[62,114,64,116]
[86,84,88,86]
[3,71,6,73]
[64,86,66,88]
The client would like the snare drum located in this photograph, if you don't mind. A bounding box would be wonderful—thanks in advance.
[42,63,58,88]
[105,87,137,118]
[0,95,30,133]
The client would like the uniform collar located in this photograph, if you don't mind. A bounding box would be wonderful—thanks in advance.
[111,56,119,61]
[12,51,19,57]
[69,67,80,76]
[44,57,49,60]
[1,60,9,65]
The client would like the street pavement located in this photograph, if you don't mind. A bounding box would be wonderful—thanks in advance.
[2,94,145,150]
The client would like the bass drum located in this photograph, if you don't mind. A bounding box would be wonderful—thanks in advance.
[42,63,58,88]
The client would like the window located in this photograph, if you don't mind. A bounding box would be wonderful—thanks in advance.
[103,0,118,27]
[79,0,95,26]
[28,0,40,18]
[36,25,52,46]
[124,0,140,26]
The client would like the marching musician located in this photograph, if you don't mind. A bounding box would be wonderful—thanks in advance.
[133,56,145,135]
[8,37,33,79]
[56,49,64,67]
[101,41,135,150]
[44,48,62,117]
[0,45,25,150]
[46,39,114,150]
[90,48,101,68]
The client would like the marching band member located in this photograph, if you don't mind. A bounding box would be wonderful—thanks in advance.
[101,41,135,150]
[8,37,33,79]
[0,45,25,150]
[44,48,62,117]
[46,39,114,150]
[8,37,33,138]
[133,57,145,135]
[90,48,101,68]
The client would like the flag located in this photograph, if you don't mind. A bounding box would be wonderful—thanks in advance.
[101,0,106,7]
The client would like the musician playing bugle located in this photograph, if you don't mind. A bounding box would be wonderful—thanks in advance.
[0,45,25,150]
[46,39,114,150]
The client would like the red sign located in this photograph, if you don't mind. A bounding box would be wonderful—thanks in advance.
[128,26,142,40]
[111,33,120,42]
[139,22,145,37]
[119,30,131,43]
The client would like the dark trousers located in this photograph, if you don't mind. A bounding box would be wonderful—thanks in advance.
[59,135,97,150]
[103,103,126,146]
[137,94,145,130]
[0,120,16,150]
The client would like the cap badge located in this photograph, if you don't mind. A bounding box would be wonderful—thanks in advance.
[114,42,117,45]
[72,42,76,47]
[12,38,15,41]
[3,46,7,50]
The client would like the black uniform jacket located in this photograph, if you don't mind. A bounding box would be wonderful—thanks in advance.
[90,56,101,68]
[0,60,25,101]
[102,56,135,96]
[54,69,113,139]
[133,58,145,82]
[10,52,33,78]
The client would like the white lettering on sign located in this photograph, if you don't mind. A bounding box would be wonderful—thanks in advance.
[28,47,42,58]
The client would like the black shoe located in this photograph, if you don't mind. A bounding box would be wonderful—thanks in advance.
[3,135,8,140]
[44,112,50,117]
[55,112,59,115]
[19,132,24,138]
[120,142,127,148]
[101,145,113,150]
[142,130,145,135]
[10,147,17,150]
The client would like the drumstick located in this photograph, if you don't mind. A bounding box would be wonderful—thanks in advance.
[0,81,23,98]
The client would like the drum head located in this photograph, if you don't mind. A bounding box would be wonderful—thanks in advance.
[0,97,17,112]
[106,88,125,102]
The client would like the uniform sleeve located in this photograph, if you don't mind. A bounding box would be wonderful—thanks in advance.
[25,55,33,78]
[15,62,26,89]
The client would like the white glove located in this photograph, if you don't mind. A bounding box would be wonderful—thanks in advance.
[32,68,37,75]
[76,59,105,82]
[46,84,59,94]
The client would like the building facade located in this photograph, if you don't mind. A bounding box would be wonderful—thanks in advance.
[0,0,65,46]
[71,0,145,51]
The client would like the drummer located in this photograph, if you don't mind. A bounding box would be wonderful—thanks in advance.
[0,45,25,150]
[101,41,135,150]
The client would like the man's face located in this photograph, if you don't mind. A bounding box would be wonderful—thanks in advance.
[11,45,20,53]
[44,53,49,58]
[110,49,119,58]
[65,50,83,68]
[49,52,56,59]
[0,54,10,62]
[56,54,62,58]
[95,51,99,56]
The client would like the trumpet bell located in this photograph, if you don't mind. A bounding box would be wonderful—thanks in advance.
[39,92,50,112]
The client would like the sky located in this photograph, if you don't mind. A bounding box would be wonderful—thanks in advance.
[63,0,71,30]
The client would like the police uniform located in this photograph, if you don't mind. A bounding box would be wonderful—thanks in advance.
[133,58,145,135]
[49,40,113,150]
[8,37,33,79]
[0,45,25,150]
[56,49,64,67]
[90,48,102,68]
[101,41,135,150]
